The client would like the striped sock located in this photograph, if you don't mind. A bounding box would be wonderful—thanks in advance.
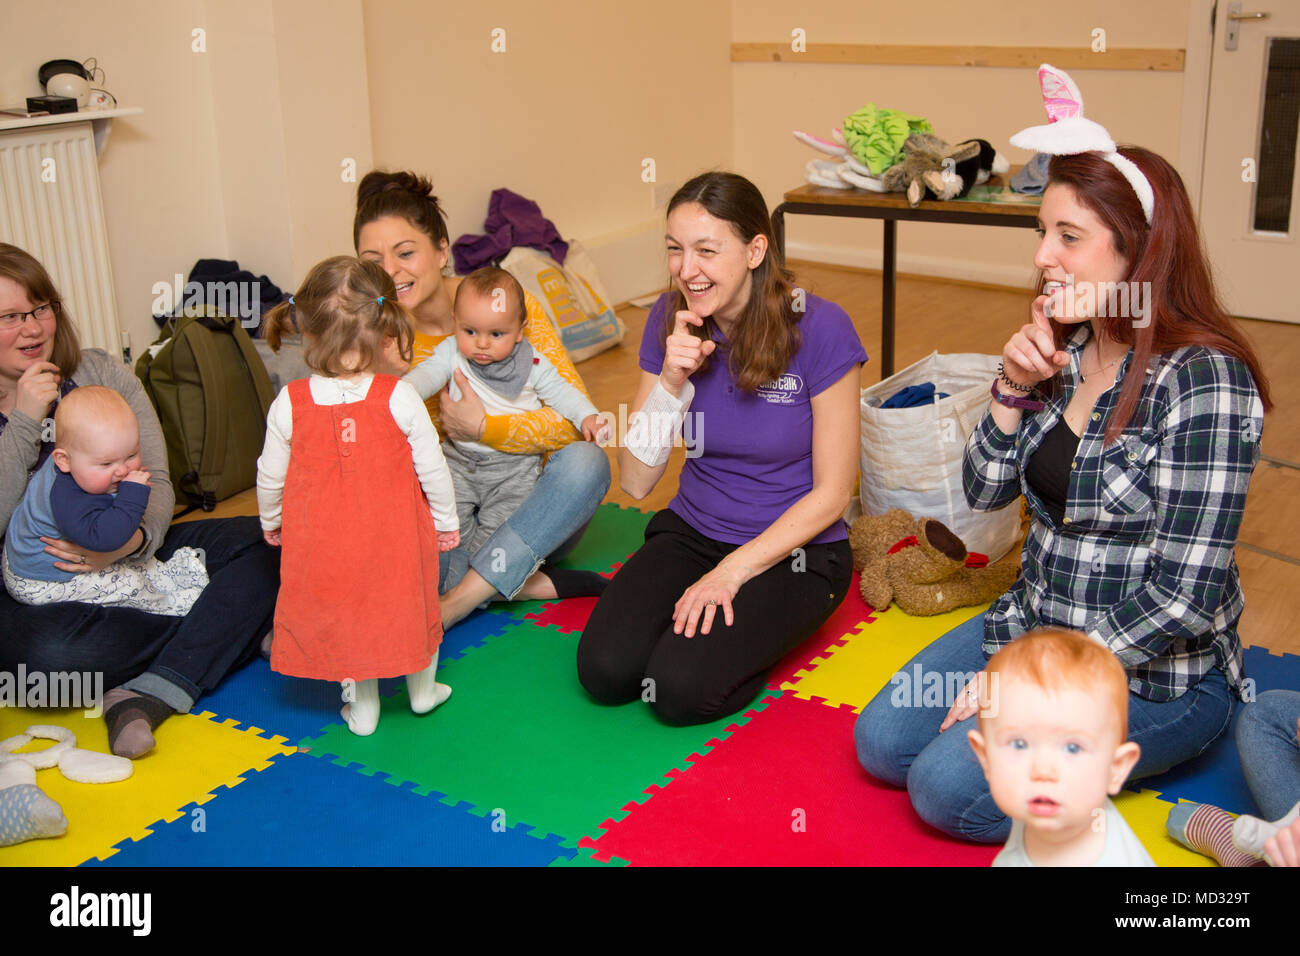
[1168,802,1262,867]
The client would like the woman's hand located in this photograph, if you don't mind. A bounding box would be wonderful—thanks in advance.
[672,560,749,638]
[1001,296,1069,390]
[263,529,282,547]
[440,370,486,441]
[437,529,460,552]
[14,361,61,422]
[660,310,716,397]
[939,673,984,731]
[40,529,142,574]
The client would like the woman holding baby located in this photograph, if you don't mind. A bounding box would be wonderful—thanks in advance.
[0,242,280,759]
[352,170,612,625]
[854,66,1273,843]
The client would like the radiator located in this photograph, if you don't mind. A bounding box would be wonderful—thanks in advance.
[0,120,120,354]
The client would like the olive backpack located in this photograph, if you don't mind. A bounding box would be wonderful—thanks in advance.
[135,306,275,513]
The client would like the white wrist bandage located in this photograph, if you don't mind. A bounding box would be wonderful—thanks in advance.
[625,379,694,467]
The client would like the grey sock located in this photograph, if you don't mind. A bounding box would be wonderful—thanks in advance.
[0,784,68,846]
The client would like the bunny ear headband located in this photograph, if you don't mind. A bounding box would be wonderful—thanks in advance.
[1010,64,1154,224]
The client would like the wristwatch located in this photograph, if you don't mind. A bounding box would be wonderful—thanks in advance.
[990,380,1044,411]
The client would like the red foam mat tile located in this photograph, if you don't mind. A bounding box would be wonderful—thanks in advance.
[581,692,998,867]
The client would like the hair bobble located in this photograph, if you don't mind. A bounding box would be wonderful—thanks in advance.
[288,295,295,306]
[376,296,385,305]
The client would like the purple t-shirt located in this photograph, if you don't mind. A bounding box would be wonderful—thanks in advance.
[639,292,868,545]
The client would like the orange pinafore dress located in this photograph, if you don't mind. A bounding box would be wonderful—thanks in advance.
[270,375,442,682]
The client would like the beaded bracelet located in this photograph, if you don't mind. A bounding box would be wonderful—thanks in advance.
[996,362,1036,393]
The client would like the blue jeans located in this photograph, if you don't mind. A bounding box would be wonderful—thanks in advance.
[1235,689,1300,821]
[438,440,611,598]
[0,516,279,712]
[853,612,1238,843]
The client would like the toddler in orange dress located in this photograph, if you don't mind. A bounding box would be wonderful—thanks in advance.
[256,256,459,736]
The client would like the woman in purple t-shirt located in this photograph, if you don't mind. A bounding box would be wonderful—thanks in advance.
[577,172,868,725]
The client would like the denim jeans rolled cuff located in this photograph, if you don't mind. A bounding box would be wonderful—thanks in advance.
[123,667,196,713]
[468,521,544,600]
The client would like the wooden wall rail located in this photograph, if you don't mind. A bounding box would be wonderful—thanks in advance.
[730,44,1184,72]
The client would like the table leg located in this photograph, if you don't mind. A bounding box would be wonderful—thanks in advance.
[881,218,896,378]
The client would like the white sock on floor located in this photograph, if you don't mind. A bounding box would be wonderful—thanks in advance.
[1232,799,1300,856]
[407,652,452,715]
[341,678,380,736]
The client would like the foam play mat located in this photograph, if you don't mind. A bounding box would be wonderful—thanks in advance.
[2,503,1293,867]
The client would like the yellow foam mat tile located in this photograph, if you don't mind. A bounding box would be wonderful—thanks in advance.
[1113,790,1216,867]
[782,605,989,713]
[0,706,296,866]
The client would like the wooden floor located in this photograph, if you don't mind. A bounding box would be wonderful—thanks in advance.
[209,261,1300,656]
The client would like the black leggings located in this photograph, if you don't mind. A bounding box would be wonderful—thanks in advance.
[577,509,852,725]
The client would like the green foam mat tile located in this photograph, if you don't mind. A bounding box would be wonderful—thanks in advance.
[483,503,651,620]
[547,845,630,867]
[550,502,651,575]
[299,619,778,847]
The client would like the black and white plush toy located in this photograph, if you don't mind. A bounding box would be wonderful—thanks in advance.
[882,133,1009,206]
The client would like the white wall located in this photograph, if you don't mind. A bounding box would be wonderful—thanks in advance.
[0,0,372,355]
[0,0,1210,351]
[362,0,734,303]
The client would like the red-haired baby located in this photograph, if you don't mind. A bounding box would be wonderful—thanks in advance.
[968,628,1154,866]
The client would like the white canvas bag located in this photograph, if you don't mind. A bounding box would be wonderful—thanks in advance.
[859,351,1022,562]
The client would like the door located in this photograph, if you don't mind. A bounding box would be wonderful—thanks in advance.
[1200,1,1300,322]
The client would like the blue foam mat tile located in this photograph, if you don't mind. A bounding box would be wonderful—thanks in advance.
[1121,645,1299,814]
[84,752,577,867]
[195,658,343,746]
[194,609,512,746]
[1125,708,1260,815]
[437,607,516,661]
[1243,645,1300,695]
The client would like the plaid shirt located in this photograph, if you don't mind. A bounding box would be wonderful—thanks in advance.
[964,324,1264,701]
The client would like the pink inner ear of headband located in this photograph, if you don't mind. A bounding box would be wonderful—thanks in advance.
[1040,66,1084,123]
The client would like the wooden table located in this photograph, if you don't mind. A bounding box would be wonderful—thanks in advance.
[772,177,1041,377]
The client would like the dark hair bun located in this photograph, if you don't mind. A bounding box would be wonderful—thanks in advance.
[356,169,438,206]
[353,169,448,249]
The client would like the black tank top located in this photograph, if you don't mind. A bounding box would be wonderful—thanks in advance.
[1025,416,1081,527]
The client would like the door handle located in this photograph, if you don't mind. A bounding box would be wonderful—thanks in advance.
[1226,3,1270,51]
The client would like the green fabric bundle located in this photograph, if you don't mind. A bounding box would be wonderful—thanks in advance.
[842,103,934,175]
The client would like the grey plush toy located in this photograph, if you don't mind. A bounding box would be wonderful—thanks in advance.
[882,133,985,206]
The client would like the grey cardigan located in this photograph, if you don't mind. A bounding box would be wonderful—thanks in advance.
[1,349,173,558]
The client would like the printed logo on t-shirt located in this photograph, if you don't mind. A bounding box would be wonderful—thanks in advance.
[756,373,804,405]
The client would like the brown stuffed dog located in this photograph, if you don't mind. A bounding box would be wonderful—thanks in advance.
[848,508,1020,616]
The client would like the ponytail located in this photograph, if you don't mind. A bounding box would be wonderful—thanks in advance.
[262,299,296,353]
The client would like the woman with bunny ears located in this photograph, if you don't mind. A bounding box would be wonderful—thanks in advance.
[854,65,1273,843]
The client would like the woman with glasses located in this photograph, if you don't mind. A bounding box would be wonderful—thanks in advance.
[0,243,280,759]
